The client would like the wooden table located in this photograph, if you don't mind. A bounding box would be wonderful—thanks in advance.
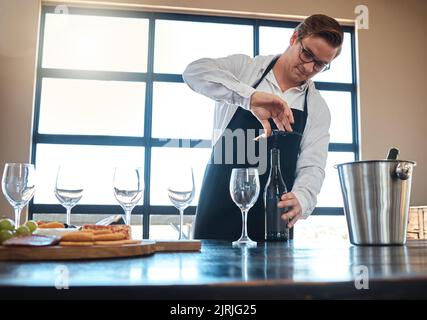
[1,239,427,299]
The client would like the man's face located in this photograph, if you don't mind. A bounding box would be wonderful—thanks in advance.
[286,33,339,83]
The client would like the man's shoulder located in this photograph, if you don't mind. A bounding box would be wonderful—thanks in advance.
[219,54,278,79]
[307,81,331,118]
[307,81,326,106]
[254,54,278,68]
[226,54,276,66]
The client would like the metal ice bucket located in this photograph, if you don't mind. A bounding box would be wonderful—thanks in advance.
[336,160,416,245]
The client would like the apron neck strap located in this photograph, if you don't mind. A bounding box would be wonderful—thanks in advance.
[252,55,280,89]
[303,85,309,116]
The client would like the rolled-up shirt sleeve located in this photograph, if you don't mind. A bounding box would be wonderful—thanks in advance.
[182,54,256,110]
[291,91,331,219]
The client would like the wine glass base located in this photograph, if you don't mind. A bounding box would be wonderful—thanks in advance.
[232,239,257,248]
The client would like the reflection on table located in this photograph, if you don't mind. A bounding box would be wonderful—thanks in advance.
[1,239,427,299]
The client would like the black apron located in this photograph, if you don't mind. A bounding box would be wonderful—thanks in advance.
[194,56,309,241]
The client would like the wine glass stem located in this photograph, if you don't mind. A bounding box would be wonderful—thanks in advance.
[14,207,22,227]
[179,208,185,240]
[241,209,249,239]
[66,207,71,225]
[125,208,132,226]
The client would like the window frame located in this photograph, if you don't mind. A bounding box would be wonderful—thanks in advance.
[30,6,359,238]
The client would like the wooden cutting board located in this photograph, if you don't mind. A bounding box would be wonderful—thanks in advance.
[0,240,201,261]
[0,240,156,261]
[155,240,201,252]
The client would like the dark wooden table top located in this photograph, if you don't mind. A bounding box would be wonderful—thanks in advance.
[1,239,427,299]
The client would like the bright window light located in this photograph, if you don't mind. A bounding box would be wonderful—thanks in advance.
[43,13,149,72]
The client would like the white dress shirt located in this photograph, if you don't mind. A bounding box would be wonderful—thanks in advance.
[183,54,331,219]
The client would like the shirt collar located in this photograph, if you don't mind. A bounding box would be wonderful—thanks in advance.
[265,70,310,93]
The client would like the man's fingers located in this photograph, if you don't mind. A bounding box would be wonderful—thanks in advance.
[282,108,294,132]
[281,192,296,201]
[278,198,298,208]
[260,119,272,137]
[286,106,295,124]
[282,118,293,132]
[277,103,293,132]
[250,92,295,134]
[275,112,292,132]
[273,118,285,131]
[288,214,300,228]
[279,191,301,227]
[281,209,299,222]
[277,99,294,125]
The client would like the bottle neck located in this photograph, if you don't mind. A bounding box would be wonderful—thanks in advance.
[270,148,282,177]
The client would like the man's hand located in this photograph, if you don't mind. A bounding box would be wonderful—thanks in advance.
[278,192,302,228]
[250,91,294,137]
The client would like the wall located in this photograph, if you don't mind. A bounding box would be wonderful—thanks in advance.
[0,0,40,220]
[1,0,426,219]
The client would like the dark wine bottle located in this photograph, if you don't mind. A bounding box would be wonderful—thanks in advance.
[264,147,289,241]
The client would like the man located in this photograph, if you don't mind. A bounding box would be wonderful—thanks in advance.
[183,14,343,241]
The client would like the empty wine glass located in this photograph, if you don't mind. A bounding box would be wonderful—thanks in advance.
[167,167,195,240]
[54,165,84,225]
[229,168,260,248]
[2,163,36,227]
[113,167,144,225]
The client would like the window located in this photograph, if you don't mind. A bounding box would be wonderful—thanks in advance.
[31,7,358,240]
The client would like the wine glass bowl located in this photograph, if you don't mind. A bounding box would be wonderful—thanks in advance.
[2,163,36,227]
[229,168,260,247]
[113,167,144,226]
[54,165,84,225]
[167,167,195,240]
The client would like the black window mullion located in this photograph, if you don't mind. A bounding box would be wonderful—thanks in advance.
[328,143,357,153]
[152,12,254,26]
[34,134,145,146]
[152,74,183,82]
[150,205,196,215]
[257,20,299,29]
[32,204,126,215]
[31,204,196,216]
[253,20,259,57]
[314,82,354,91]
[350,29,360,161]
[151,138,211,148]
[142,17,156,239]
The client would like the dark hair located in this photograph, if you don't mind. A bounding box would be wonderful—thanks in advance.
[295,14,344,56]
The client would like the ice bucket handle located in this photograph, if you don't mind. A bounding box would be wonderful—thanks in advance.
[395,162,412,180]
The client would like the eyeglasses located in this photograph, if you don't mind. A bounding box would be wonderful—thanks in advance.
[299,41,331,72]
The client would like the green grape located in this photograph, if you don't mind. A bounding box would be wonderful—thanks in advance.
[16,225,31,236]
[0,218,15,231]
[0,230,14,244]
[24,220,38,233]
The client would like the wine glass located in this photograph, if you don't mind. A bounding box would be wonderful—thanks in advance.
[113,167,144,225]
[167,167,195,240]
[54,165,84,225]
[229,168,260,247]
[2,163,36,227]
